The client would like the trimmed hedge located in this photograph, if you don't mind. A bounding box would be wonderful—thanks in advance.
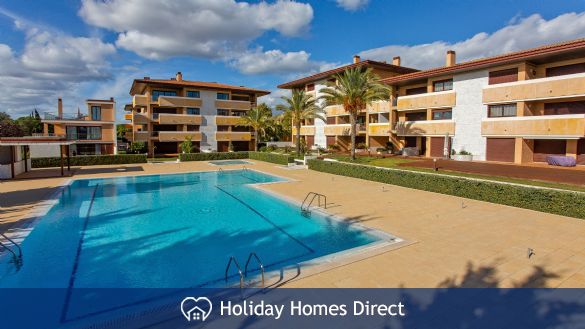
[179,151,249,162]
[32,154,147,168]
[308,159,585,219]
[249,152,294,165]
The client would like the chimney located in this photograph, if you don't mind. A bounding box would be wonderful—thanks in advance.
[446,50,456,67]
[392,56,401,66]
[143,76,150,80]
[110,97,114,102]
[176,71,183,81]
[353,55,361,64]
[58,98,63,117]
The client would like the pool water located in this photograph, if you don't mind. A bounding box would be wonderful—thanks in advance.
[208,160,251,165]
[0,170,380,290]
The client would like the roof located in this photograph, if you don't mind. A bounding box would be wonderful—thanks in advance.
[382,38,585,85]
[86,99,115,103]
[0,136,74,146]
[277,60,419,89]
[130,79,270,96]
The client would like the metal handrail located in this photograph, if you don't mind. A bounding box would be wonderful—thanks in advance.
[301,192,327,213]
[244,252,265,287]
[225,256,244,289]
[0,232,23,266]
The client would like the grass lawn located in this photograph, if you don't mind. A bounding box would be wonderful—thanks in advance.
[326,155,585,193]
[148,157,178,162]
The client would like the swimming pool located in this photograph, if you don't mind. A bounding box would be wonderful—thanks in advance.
[208,160,251,165]
[0,169,390,291]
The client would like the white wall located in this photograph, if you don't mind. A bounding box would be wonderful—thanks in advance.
[0,146,31,179]
[312,79,329,148]
[30,145,61,158]
[199,90,218,151]
[452,70,489,160]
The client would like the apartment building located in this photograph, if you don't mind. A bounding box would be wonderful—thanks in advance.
[384,39,585,164]
[278,56,418,150]
[279,39,585,165]
[38,98,116,156]
[125,72,270,155]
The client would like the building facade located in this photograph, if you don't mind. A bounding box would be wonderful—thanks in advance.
[279,39,585,165]
[125,72,270,156]
[278,56,418,151]
[39,98,116,157]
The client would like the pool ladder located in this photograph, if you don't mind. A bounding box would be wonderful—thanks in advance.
[301,192,327,215]
[225,252,265,289]
[0,232,23,268]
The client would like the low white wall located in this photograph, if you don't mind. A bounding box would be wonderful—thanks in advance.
[266,141,294,147]
[0,159,31,179]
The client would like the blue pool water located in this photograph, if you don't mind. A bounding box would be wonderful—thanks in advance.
[208,160,251,165]
[0,170,380,290]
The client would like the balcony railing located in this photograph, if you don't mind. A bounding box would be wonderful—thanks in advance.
[394,120,456,136]
[396,90,456,111]
[66,132,102,140]
[481,114,585,138]
[44,112,88,121]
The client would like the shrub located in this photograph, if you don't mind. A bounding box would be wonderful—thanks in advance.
[458,150,472,155]
[249,151,294,165]
[259,146,268,152]
[308,159,585,219]
[179,151,248,162]
[32,154,147,168]
[356,142,367,149]
[129,141,146,154]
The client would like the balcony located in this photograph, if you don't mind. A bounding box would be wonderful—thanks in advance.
[215,116,243,126]
[133,113,150,124]
[367,101,391,113]
[124,113,132,120]
[396,90,456,111]
[481,114,585,138]
[157,113,202,125]
[44,112,88,121]
[133,131,150,142]
[291,125,316,136]
[394,120,456,136]
[158,96,202,108]
[368,123,391,136]
[214,100,251,110]
[157,131,202,142]
[215,131,252,141]
[325,105,346,116]
[133,95,149,107]
[483,73,585,104]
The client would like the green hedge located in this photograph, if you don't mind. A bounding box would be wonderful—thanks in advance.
[249,152,294,165]
[308,159,585,219]
[32,154,147,168]
[179,151,249,162]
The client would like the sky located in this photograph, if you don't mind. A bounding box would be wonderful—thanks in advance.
[1,0,585,122]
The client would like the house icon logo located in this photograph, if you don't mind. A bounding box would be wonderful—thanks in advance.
[181,296,213,322]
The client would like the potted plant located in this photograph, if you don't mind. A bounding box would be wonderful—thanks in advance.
[452,149,473,161]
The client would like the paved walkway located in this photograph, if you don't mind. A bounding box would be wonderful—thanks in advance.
[399,158,585,185]
[2,161,585,288]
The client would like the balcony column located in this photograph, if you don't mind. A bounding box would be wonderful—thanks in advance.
[514,138,534,164]
[566,140,578,160]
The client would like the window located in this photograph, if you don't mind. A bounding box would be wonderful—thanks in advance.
[76,144,98,155]
[91,106,101,121]
[546,63,585,77]
[217,125,229,131]
[488,104,517,118]
[186,91,200,98]
[217,109,229,116]
[231,110,246,117]
[66,126,101,140]
[186,125,199,131]
[187,108,200,115]
[231,94,250,101]
[217,92,230,100]
[489,68,518,85]
[432,109,452,120]
[405,111,426,121]
[405,86,427,95]
[152,90,177,101]
[306,84,315,91]
[433,79,453,92]
[326,117,336,124]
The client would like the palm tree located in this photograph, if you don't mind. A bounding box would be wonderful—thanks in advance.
[238,105,271,151]
[277,89,325,155]
[319,67,390,160]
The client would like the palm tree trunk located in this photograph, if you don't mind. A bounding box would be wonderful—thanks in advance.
[350,113,356,160]
[295,120,301,156]
[254,128,259,151]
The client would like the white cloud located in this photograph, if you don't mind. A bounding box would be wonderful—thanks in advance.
[359,12,585,69]
[79,0,314,60]
[258,88,291,108]
[335,0,369,11]
[230,48,334,75]
[0,10,115,117]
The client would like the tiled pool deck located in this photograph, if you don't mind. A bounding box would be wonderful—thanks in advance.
[2,160,585,288]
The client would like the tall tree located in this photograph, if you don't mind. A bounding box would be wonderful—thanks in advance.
[319,67,390,160]
[277,89,325,155]
[116,124,128,141]
[0,121,24,137]
[0,111,11,122]
[238,105,271,151]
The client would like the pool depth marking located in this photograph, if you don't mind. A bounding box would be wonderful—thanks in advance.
[214,185,315,254]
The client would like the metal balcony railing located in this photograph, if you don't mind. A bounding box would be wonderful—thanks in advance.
[44,112,87,121]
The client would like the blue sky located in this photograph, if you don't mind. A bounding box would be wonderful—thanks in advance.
[1,0,585,121]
